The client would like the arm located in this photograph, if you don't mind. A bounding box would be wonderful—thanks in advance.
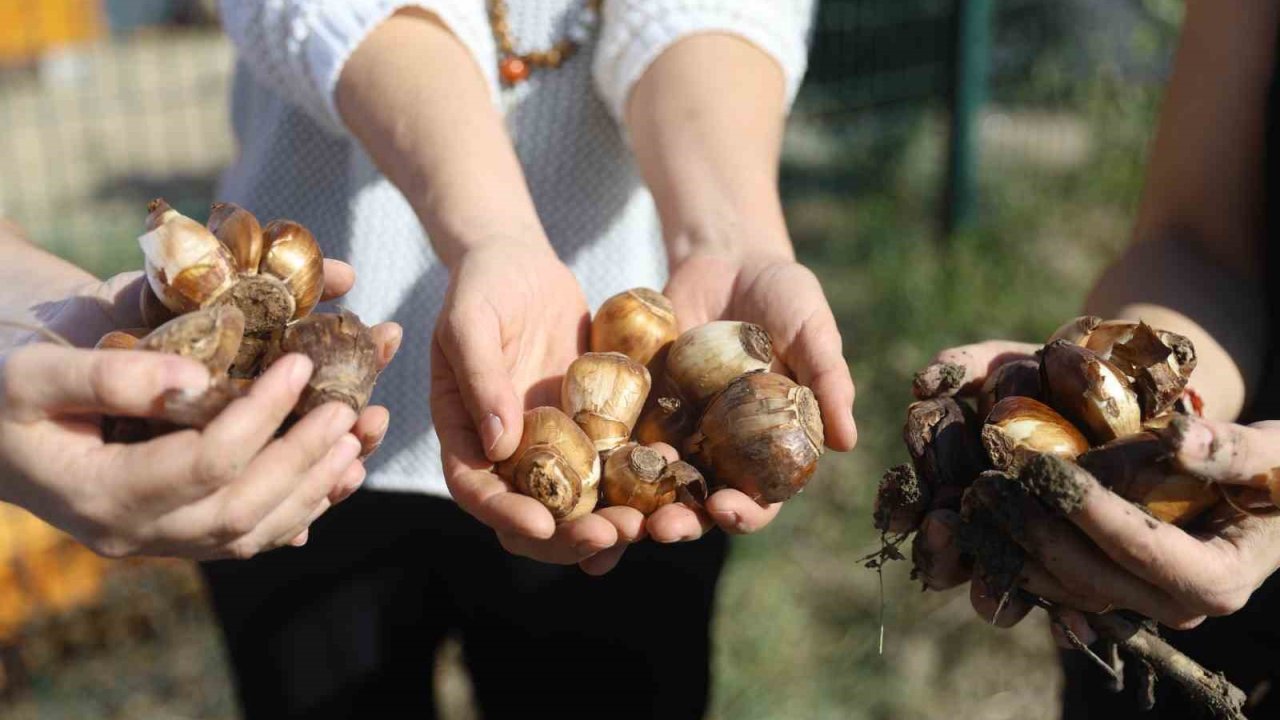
[1084,0,1278,421]
[607,19,857,552]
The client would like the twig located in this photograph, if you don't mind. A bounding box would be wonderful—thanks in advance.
[1088,612,1247,720]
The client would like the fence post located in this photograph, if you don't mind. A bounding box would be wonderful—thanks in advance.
[944,0,992,236]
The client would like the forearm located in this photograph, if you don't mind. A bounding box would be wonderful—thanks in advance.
[626,34,794,266]
[335,9,549,269]
[1083,236,1267,422]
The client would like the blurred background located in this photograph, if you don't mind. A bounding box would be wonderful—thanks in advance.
[0,0,1182,717]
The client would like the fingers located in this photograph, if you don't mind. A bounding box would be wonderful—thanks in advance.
[970,574,1034,628]
[647,502,712,543]
[913,341,1039,399]
[1,345,209,421]
[705,489,781,534]
[353,405,390,458]
[1164,416,1280,488]
[434,303,523,462]
[595,506,647,544]
[320,259,356,301]
[370,322,403,371]
[444,466,557,540]
[913,510,969,590]
[579,544,629,576]
[495,513,619,565]
[780,308,858,452]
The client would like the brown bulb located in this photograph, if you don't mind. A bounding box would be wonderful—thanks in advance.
[978,358,1042,418]
[207,202,264,275]
[496,407,601,522]
[279,310,378,414]
[561,352,650,452]
[1079,433,1218,526]
[981,396,1089,472]
[138,198,238,314]
[1041,340,1141,444]
[1085,321,1197,420]
[688,371,823,503]
[161,377,252,429]
[601,445,709,515]
[261,220,324,321]
[94,328,147,351]
[138,305,246,376]
[229,328,283,379]
[666,321,774,409]
[590,288,679,367]
[1046,315,1102,345]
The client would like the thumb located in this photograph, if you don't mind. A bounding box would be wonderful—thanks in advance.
[435,302,524,462]
[1,344,209,421]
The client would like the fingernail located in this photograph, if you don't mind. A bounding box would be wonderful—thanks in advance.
[382,329,403,365]
[287,355,314,392]
[480,413,504,457]
[712,510,744,533]
[330,435,362,470]
[291,530,309,547]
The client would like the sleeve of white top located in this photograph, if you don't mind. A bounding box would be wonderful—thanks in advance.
[592,0,816,124]
[218,0,499,135]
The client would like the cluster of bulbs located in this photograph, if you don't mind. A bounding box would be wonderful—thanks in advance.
[95,200,380,440]
[500,288,827,522]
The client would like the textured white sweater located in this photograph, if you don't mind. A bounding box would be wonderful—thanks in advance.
[217,0,814,496]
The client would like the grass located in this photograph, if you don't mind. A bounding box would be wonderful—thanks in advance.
[0,30,1166,720]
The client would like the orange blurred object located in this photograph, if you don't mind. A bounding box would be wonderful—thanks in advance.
[0,0,104,67]
[0,503,108,642]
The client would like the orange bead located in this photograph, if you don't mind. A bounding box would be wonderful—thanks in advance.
[499,56,530,85]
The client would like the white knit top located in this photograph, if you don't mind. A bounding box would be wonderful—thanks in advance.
[217,0,814,496]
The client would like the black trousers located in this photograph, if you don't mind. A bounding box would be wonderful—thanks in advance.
[1060,572,1280,718]
[200,491,729,720]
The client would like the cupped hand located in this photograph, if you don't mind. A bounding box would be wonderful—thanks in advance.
[431,245,640,569]
[639,252,858,545]
[912,340,1280,644]
[0,259,403,557]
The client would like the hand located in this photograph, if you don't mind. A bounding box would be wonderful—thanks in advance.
[913,341,1280,644]
[432,245,643,570]
[634,252,858,550]
[0,261,403,559]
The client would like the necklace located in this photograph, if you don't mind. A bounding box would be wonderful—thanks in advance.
[488,0,602,86]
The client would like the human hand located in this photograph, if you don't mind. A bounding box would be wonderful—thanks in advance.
[0,260,403,558]
[432,245,644,570]
[629,252,857,550]
[912,340,1280,644]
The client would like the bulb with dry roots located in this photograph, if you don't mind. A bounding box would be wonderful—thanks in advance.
[496,407,601,522]
[278,310,378,415]
[561,352,650,453]
[1041,340,1141,444]
[874,464,930,534]
[1079,432,1220,526]
[981,396,1090,472]
[590,288,679,367]
[602,443,708,515]
[666,321,773,409]
[688,371,824,503]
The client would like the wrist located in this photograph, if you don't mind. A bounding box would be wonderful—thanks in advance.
[664,217,794,272]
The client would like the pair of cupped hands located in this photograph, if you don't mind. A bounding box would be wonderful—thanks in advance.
[0,233,858,572]
[912,341,1280,646]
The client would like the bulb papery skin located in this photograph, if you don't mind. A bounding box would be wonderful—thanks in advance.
[689,371,824,503]
[602,443,673,515]
[561,352,651,453]
[1047,315,1103,345]
[95,329,147,351]
[666,321,774,408]
[208,202,264,275]
[590,288,679,367]
[139,201,238,314]
[1041,340,1142,444]
[1079,433,1218,526]
[496,407,602,522]
[261,220,324,321]
[279,310,378,414]
[139,305,246,376]
[978,358,1042,418]
[981,396,1089,472]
